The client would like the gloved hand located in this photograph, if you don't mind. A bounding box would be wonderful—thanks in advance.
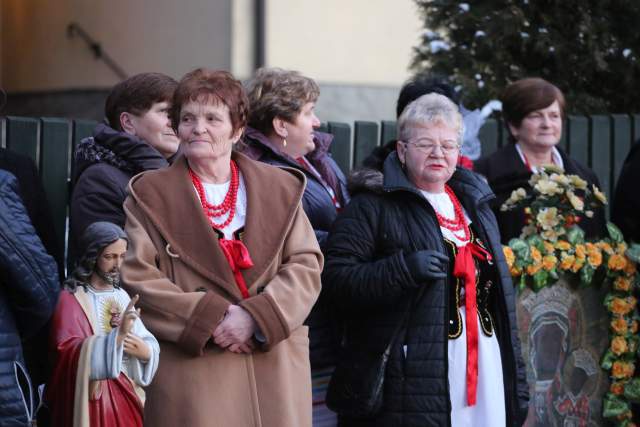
[404,250,449,283]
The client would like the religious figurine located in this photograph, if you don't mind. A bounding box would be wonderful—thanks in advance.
[46,221,159,427]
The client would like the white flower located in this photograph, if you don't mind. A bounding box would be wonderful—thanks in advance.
[537,207,561,230]
[459,3,470,12]
[475,30,486,38]
[623,49,632,58]
[567,191,585,211]
[534,179,562,196]
[593,184,608,204]
[430,40,451,53]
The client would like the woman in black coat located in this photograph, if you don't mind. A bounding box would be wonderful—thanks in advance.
[323,93,528,426]
[475,78,605,243]
[240,67,349,426]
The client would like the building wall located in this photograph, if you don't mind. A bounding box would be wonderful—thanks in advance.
[265,0,422,123]
[1,0,232,92]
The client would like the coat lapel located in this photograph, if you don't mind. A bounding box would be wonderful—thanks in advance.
[234,152,306,288]
[129,156,240,299]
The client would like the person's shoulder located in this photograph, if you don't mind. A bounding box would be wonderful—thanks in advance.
[74,162,130,193]
[559,149,599,183]
[475,144,515,174]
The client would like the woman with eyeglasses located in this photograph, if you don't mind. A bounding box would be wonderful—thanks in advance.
[323,93,529,426]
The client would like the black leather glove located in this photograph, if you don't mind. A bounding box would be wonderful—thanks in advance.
[404,250,449,282]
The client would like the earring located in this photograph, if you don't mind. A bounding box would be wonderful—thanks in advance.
[283,138,287,148]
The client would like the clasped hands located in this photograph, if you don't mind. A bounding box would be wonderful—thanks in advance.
[213,304,257,354]
[115,294,152,362]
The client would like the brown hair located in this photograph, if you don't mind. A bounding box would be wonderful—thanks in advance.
[171,68,249,135]
[105,72,177,131]
[246,67,320,134]
[502,77,566,142]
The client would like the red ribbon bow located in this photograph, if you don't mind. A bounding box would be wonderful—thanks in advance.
[218,239,254,299]
[453,241,492,406]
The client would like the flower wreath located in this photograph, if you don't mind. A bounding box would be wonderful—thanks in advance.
[501,165,640,426]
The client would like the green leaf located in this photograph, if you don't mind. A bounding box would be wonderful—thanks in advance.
[580,264,595,287]
[602,394,630,418]
[566,226,586,245]
[601,349,615,370]
[509,238,528,253]
[624,378,640,402]
[527,235,544,249]
[533,270,549,291]
[626,243,640,264]
[607,222,624,243]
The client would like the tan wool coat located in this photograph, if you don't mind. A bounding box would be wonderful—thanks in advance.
[120,152,323,427]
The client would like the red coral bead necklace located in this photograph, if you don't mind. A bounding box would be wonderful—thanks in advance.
[433,185,470,242]
[189,160,239,229]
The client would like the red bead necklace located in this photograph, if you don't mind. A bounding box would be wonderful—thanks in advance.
[189,160,239,229]
[433,185,470,242]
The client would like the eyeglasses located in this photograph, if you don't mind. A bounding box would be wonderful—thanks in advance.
[402,139,460,154]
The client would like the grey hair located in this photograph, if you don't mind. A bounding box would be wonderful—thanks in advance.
[397,93,463,143]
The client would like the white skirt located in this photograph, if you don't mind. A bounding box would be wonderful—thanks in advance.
[448,308,506,427]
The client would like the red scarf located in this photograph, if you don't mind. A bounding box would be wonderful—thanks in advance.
[218,238,254,299]
[453,241,492,406]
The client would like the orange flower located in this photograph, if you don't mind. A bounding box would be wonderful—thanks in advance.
[617,242,628,253]
[503,246,515,268]
[585,242,597,254]
[560,254,575,270]
[612,336,629,356]
[509,266,522,277]
[543,241,555,254]
[587,251,602,268]
[624,261,637,275]
[555,240,571,251]
[614,276,632,292]
[527,263,542,275]
[609,254,628,271]
[531,246,542,263]
[611,317,628,334]
[575,244,586,260]
[571,259,585,273]
[612,361,635,379]
[631,320,639,334]
[611,297,634,315]
[542,255,557,271]
[611,381,625,395]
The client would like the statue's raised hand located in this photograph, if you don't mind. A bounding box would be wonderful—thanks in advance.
[116,294,140,346]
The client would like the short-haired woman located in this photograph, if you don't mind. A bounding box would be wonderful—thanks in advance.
[323,93,529,426]
[474,77,606,242]
[240,67,349,426]
[120,68,322,427]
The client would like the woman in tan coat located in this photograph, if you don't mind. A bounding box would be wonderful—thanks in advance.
[120,68,323,427]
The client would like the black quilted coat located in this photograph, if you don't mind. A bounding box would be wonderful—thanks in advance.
[322,153,529,426]
[0,170,59,426]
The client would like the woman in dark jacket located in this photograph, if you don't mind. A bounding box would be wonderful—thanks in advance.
[474,78,605,243]
[241,67,348,426]
[0,170,59,426]
[323,93,528,426]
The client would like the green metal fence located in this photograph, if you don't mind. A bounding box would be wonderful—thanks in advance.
[2,114,639,263]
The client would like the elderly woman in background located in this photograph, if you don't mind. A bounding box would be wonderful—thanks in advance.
[120,68,322,427]
[323,93,528,426]
[240,67,348,426]
[474,77,605,242]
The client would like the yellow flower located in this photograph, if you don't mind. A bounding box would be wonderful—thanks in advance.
[587,251,602,268]
[611,317,628,334]
[503,246,515,268]
[596,241,614,255]
[555,240,571,251]
[612,336,629,356]
[543,241,555,254]
[593,184,608,204]
[614,276,632,292]
[534,179,562,196]
[570,175,588,190]
[509,265,522,277]
[541,229,564,242]
[566,190,584,211]
[509,188,527,203]
[575,244,586,260]
[550,173,571,185]
[612,360,635,379]
[609,254,628,271]
[617,242,628,253]
[560,254,576,270]
[530,246,542,263]
[536,207,561,230]
[542,255,557,271]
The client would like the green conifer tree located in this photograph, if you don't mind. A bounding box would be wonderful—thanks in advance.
[411,1,640,113]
